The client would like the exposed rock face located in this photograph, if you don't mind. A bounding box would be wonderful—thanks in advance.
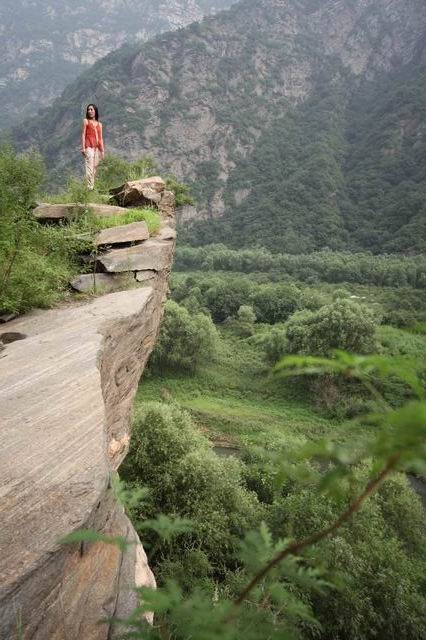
[14,0,426,219]
[70,272,136,293]
[0,204,176,638]
[99,239,174,273]
[0,0,237,130]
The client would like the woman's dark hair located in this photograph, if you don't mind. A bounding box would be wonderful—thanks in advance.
[86,103,99,120]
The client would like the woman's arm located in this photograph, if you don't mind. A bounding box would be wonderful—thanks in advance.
[81,119,87,154]
[98,122,104,158]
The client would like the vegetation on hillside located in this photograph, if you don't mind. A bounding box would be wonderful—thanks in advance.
[113,304,426,638]
[186,59,426,254]
[11,0,426,255]
[175,244,426,289]
[94,251,426,638]
[0,148,166,313]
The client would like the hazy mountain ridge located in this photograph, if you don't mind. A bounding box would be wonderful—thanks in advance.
[0,0,235,129]
[12,0,426,253]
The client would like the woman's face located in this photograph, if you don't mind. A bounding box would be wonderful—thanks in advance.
[87,105,96,119]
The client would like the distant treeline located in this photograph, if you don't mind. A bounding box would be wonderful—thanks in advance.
[175,245,426,289]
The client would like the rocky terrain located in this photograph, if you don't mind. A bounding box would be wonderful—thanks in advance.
[0,179,176,639]
[0,0,236,129]
[12,0,426,253]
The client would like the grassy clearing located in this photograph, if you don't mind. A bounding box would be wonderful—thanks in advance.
[137,326,368,454]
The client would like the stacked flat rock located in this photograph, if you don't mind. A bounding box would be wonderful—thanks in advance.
[98,240,174,273]
[94,221,149,246]
[32,177,177,296]
[33,202,130,221]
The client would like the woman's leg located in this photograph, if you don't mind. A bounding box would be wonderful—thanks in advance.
[84,148,96,190]
[92,149,100,188]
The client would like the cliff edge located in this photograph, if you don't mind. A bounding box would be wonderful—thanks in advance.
[0,186,176,639]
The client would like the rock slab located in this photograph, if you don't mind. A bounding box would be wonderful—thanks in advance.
[98,239,174,273]
[70,272,136,293]
[94,221,149,246]
[0,288,173,639]
[33,203,131,221]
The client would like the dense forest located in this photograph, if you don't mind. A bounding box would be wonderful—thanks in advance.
[186,58,426,254]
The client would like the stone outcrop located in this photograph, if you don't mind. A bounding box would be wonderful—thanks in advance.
[94,221,149,246]
[0,187,176,639]
[33,202,131,221]
[109,177,166,208]
[98,240,174,273]
[69,272,136,293]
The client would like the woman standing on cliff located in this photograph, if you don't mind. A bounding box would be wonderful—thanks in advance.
[81,104,104,190]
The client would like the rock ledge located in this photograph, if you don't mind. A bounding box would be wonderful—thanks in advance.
[0,289,167,639]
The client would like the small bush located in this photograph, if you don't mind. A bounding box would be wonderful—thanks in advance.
[255,326,288,365]
[0,146,84,312]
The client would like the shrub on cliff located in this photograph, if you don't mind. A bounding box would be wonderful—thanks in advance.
[121,402,263,584]
[0,146,82,313]
[149,300,218,374]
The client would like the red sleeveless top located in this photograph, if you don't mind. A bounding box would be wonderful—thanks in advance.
[84,120,103,151]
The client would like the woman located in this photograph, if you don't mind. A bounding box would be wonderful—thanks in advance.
[81,104,104,190]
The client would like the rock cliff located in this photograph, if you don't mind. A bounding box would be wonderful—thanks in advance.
[0,0,236,130]
[12,0,426,242]
[0,186,176,639]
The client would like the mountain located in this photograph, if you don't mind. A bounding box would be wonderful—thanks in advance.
[0,0,236,130]
[12,0,426,253]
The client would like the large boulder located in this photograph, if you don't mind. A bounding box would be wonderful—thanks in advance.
[110,177,166,208]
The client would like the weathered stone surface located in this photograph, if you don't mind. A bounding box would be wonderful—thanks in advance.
[157,225,177,241]
[110,177,166,208]
[70,272,136,293]
[95,221,149,246]
[0,312,17,323]
[98,239,174,273]
[158,190,176,222]
[0,288,172,639]
[33,203,131,221]
[135,270,157,283]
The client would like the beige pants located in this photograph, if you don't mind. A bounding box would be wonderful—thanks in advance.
[84,147,100,190]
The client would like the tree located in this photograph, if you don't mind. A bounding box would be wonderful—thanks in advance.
[286,299,378,356]
[149,301,218,374]
[251,283,300,324]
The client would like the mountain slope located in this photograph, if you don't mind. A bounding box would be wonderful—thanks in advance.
[0,0,235,130]
[12,0,426,253]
